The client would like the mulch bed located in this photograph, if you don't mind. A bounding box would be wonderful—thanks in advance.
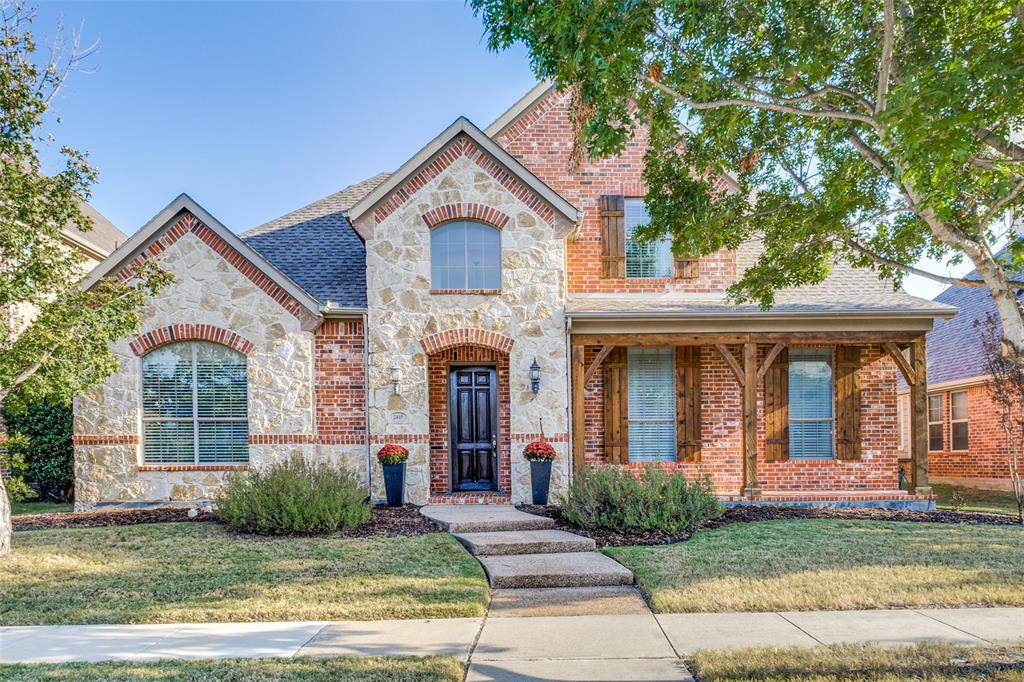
[519,503,1022,548]
[12,504,439,537]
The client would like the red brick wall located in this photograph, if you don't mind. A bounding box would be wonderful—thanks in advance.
[494,89,735,295]
[929,383,1013,480]
[427,345,512,495]
[581,343,900,494]
[314,319,366,444]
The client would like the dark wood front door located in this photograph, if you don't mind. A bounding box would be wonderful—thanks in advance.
[449,366,498,491]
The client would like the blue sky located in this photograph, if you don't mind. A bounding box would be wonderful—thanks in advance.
[33,0,960,299]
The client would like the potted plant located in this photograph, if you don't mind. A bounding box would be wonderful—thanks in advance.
[377,444,409,507]
[523,440,557,505]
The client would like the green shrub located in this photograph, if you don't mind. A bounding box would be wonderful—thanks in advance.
[1,403,73,500]
[559,464,723,534]
[217,458,371,535]
[1,433,37,502]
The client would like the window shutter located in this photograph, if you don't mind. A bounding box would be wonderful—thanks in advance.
[764,347,789,462]
[676,346,702,462]
[835,346,862,460]
[603,347,629,463]
[600,195,625,278]
[673,257,700,280]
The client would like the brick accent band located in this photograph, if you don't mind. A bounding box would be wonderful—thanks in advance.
[421,328,515,355]
[249,434,314,444]
[512,433,569,443]
[137,465,248,472]
[430,289,501,296]
[422,203,510,230]
[370,434,431,445]
[130,324,255,357]
[73,435,140,445]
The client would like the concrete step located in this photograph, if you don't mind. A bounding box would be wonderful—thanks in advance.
[479,552,635,589]
[420,504,554,533]
[489,586,650,617]
[454,529,596,556]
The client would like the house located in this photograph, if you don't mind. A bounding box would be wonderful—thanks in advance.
[897,250,1022,491]
[73,84,955,510]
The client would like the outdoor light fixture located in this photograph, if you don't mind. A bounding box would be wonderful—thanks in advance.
[529,358,541,395]
[389,362,403,395]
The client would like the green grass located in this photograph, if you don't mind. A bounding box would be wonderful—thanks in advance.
[0,656,464,682]
[10,501,73,516]
[933,483,1022,517]
[691,641,1024,681]
[607,519,1024,613]
[1,522,488,625]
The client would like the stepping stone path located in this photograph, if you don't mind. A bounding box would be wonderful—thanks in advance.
[420,505,635,590]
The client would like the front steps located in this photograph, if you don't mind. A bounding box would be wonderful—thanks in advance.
[420,505,636,591]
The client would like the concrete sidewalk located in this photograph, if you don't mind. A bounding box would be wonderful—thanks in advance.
[1,608,1022,681]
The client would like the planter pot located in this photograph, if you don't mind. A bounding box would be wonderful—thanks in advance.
[529,460,552,505]
[382,463,406,507]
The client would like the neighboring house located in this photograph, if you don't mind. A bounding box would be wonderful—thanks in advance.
[73,84,955,510]
[897,249,1022,491]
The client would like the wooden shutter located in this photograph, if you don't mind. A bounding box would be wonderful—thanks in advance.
[603,347,629,463]
[673,257,700,280]
[600,195,625,278]
[764,347,789,462]
[676,346,702,462]
[835,346,862,460]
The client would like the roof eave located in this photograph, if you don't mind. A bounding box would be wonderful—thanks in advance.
[565,307,958,322]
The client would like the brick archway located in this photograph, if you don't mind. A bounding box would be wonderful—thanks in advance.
[421,328,515,355]
[421,203,511,230]
[427,344,512,496]
[129,323,255,356]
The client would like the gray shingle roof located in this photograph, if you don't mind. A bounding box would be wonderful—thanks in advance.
[64,201,127,256]
[241,173,390,308]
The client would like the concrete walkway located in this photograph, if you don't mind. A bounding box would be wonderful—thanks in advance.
[2,608,1022,681]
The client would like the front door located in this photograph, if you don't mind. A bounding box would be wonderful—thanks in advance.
[449,366,498,491]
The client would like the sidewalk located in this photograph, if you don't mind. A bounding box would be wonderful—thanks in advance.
[1,608,1022,681]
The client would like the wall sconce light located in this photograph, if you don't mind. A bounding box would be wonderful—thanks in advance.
[529,358,541,395]
[389,362,403,395]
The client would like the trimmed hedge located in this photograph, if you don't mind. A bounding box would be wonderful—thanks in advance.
[2,403,73,500]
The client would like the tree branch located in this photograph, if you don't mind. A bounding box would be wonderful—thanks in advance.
[981,177,1024,228]
[843,238,1024,288]
[876,0,895,115]
[0,348,51,404]
[975,127,1024,163]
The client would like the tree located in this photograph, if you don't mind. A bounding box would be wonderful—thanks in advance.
[471,0,1024,351]
[0,1,171,555]
[977,314,1024,523]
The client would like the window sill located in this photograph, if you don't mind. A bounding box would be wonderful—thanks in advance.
[783,457,838,463]
[138,464,248,472]
[430,289,501,295]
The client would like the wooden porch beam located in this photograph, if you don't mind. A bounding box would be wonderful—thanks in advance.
[908,337,930,493]
[583,344,614,386]
[715,344,745,386]
[742,343,760,495]
[883,342,916,386]
[757,342,786,382]
[571,345,586,473]
[571,330,925,347]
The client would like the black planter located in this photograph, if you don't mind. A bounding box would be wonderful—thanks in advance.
[382,463,405,507]
[529,460,552,505]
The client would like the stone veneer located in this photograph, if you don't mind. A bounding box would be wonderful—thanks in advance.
[73,220,365,508]
[355,143,572,504]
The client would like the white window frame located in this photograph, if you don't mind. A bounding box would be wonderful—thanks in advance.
[950,390,969,451]
[928,393,944,452]
[788,347,835,459]
[626,347,677,462]
[624,197,673,279]
[429,220,502,290]
[140,341,249,465]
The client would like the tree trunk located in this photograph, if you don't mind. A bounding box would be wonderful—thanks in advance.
[0,475,10,556]
[961,247,1024,361]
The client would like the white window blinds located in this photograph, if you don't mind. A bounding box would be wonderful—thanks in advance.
[627,347,676,461]
[142,341,248,464]
[624,198,673,278]
[788,348,834,458]
[430,220,502,289]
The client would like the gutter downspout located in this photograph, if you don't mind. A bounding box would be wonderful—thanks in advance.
[565,314,574,485]
[362,311,371,492]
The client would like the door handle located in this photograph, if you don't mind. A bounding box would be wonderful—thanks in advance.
[491,434,497,450]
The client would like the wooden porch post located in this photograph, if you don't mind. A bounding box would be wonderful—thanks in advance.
[571,344,585,473]
[909,336,930,493]
[743,342,760,495]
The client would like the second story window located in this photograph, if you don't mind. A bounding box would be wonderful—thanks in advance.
[430,220,501,290]
[624,198,673,278]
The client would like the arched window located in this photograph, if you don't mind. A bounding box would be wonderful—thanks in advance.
[430,220,501,290]
[141,341,248,464]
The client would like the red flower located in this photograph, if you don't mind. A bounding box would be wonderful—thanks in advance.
[377,443,409,465]
[523,441,557,462]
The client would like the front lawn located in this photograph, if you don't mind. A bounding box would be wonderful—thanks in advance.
[0,656,463,682]
[607,519,1024,613]
[11,501,73,516]
[933,483,1021,517]
[1,522,488,625]
[691,641,1024,681]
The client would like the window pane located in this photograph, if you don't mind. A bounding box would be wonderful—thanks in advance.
[625,198,673,278]
[950,391,968,421]
[196,342,247,418]
[466,222,501,289]
[144,420,194,463]
[627,347,676,461]
[199,421,249,463]
[142,344,193,418]
[928,395,943,422]
[431,221,500,289]
[951,421,968,451]
[789,348,834,458]
[929,423,944,451]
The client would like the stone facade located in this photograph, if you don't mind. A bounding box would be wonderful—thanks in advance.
[355,136,572,504]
